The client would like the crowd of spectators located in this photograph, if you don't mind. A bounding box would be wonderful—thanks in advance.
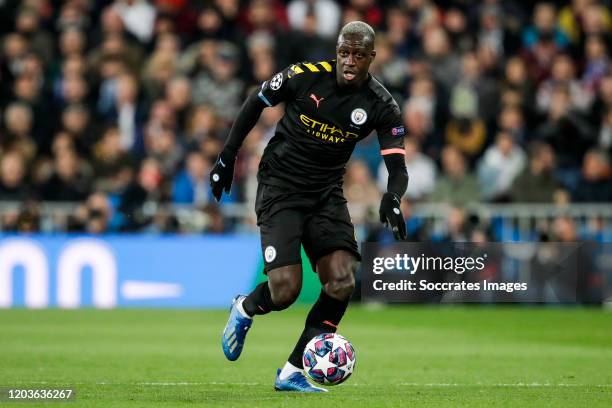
[0,0,611,236]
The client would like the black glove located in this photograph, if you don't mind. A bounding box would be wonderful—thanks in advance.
[209,150,236,202]
[379,192,407,241]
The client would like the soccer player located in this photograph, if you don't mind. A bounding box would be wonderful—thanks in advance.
[211,21,408,392]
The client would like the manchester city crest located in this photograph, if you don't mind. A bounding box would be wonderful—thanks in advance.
[350,108,367,125]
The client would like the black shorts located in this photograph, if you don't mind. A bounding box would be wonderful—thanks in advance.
[255,183,361,273]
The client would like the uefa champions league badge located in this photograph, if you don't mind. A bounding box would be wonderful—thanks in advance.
[350,108,367,125]
[270,73,283,90]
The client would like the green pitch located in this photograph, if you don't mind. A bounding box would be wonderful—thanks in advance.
[1,307,611,407]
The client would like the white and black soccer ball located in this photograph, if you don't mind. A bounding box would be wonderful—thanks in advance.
[303,333,356,385]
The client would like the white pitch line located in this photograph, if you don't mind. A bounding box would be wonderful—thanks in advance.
[11,381,612,388]
[397,383,612,388]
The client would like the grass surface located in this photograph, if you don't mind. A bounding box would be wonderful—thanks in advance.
[1,306,611,407]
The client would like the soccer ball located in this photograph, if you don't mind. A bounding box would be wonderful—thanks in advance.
[303,333,356,385]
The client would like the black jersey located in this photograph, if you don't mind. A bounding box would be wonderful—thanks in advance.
[257,60,405,191]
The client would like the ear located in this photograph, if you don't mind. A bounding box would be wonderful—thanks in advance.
[370,50,376,61]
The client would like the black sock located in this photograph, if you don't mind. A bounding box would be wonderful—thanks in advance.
[242,281,277,316]
[287,290,349,368]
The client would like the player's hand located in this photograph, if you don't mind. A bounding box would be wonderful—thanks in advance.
[379,192,407,241]
[209,150,236,202]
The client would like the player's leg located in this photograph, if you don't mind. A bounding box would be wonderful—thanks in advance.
[242,264,302,315]
[283,250,357,371]
[222,264,303,361]
[222,198,305,361]
[276,186,359,390]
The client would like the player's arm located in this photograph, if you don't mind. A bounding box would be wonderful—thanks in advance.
[209,91,266,201]
[210,67,298,201]
[377,108,408,241]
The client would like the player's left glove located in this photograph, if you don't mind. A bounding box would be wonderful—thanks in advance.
[379,192,407,241]
[210,149,236,202]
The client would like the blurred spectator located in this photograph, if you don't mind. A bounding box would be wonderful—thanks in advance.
[242,0,288,34]
[0,151,30,201]
[58,28,86,59]
[428,145,479,205]
[2,102,37,161]
[478,4,506,57]
[422,26,461,90]
[61,104,96,155]
[520,24,561,84]
[113,73,144,151]
[118,157,164,230]
[369,34,409,93]
[113,0,156,44]
[455,51,499,122]
[142,49,177,102]
[405,0,440,33]
[439,206,470,242]
[444,78,488,165]
[477,131,526,201]
[503,57,535,111]
[498,104,529,146]
[185,105,220,148]
[582,35,610,99]
[15,7,54,65]
[192,42,244,123]
[536,53,592,113]
[598,107,612,153]
[511,141,563,203]
[143,124,183,176]
[56,74,89,108]
[173,150,213,205]
[522,2,569,50]
[40,149,92,201]
[558,0,611,45]
[593,73,612,121]
[443,6,475,54]
[165,76,192,131]
[88,32,143,82]
[377,137,436,201]
[347,0,383,29]
[287,0,341,39]
[536,85,595,170]
[91,126,135,193]
[69,192,114,233]
[16,201,40,233]
[84,192,113,234]
[383,6,416,58]
[283,10,335,63]
[344,159,380,223]
[573,149,612,202]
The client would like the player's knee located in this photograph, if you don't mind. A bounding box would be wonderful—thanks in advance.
[327,272,355,300]
[326,256,357,300]
[268,268,302,310]
[270,280,301,310]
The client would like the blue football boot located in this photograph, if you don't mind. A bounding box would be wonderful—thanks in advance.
[274,369,328,392]
[221,295,252,361]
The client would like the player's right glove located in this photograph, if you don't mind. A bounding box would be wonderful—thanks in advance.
[209,149,236,202]
[379,192,407,241]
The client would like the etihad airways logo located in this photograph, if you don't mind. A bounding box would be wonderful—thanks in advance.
[299,114,359,144]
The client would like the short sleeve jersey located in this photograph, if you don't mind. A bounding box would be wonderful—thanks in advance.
[257,60,405,191]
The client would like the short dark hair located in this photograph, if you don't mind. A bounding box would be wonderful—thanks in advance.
[338,21,375,48]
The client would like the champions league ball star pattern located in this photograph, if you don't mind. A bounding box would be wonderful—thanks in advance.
[303,333,356,385]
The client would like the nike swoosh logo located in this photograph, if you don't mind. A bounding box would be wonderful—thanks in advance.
[219,158,226,168]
